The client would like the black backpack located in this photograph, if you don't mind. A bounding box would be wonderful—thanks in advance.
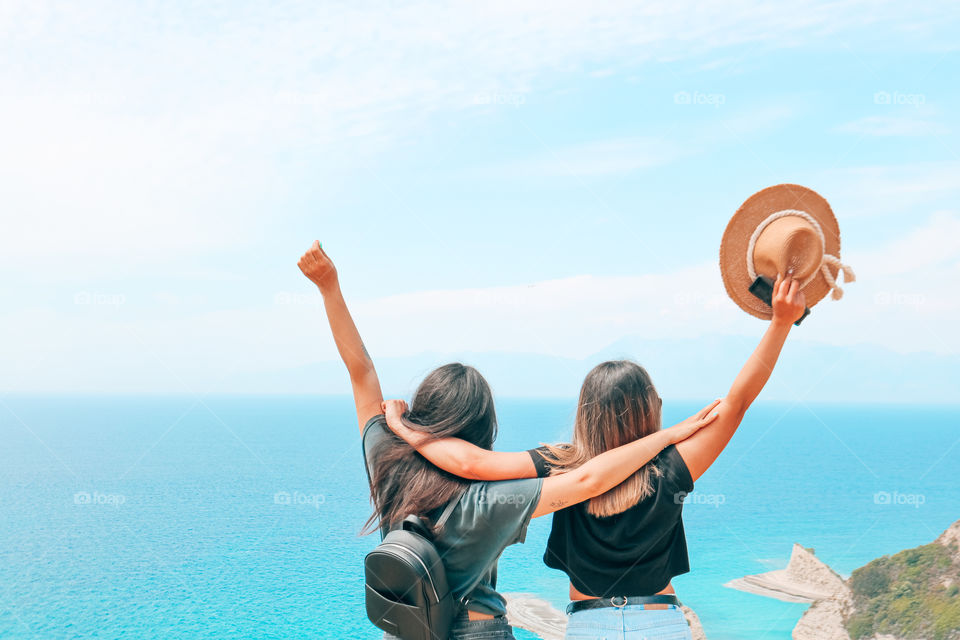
[364,497,462,640]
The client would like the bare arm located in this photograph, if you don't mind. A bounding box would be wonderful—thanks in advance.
[531,400,720,517]
[383,400,538,480]
[384,398,720,505]
[298,241,383,431]
[675,274,807,481]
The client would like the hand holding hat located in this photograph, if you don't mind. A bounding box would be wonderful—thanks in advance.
[720,184,856,321]
[770,273,808,326]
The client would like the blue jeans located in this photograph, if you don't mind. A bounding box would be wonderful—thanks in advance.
[564,604,692,640]
[383,610,516,640]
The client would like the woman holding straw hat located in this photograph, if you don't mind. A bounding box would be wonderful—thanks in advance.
[382,184,854,639]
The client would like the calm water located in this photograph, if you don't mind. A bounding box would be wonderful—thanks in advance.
[0,395,957,639]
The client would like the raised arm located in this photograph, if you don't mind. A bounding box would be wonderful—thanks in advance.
[531,399,720,517]
[675,274,806,481]
[383,400,538,480]
[298,241,383,431]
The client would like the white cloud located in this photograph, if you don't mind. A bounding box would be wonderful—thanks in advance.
[2,1,959,392]
[847,211,960,276]
[465,101,799,180]
[353,263,740,359]
[487,137,685,178]
[351,211,960,359]
[815,162,960,220]
[835,115,949,136]
[1,0,955,270]
[2,212,957,392]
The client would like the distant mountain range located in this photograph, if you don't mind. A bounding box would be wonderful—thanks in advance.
[224,334,960,404]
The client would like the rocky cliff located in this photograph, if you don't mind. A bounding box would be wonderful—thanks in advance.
[726,519,960,640]
[843,519,960,640]
[725,543,849,604]
[500,520,960,640]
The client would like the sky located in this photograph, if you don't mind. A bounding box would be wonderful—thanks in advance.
[1,0,959,398]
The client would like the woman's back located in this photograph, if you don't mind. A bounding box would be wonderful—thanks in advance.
[542,444,693,597]
[364,416,543,616]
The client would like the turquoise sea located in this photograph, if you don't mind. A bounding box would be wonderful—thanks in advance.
[1,395,957,639]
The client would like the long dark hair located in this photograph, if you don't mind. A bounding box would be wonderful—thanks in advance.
[363,363,497,533]
[543,360,662,517]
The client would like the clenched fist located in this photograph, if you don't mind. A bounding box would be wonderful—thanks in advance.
[297,241,339,294]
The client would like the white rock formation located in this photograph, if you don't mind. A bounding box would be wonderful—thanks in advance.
[937,519,960,561]
[730,519,960,640]
[503,593,566,640]
[505,520,960,640]
[503,593,708,640]
[725,544,848,603]
[792,594,853,640]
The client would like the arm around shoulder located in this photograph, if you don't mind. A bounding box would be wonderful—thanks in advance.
[530,398,723,517]
[382,399,538,481]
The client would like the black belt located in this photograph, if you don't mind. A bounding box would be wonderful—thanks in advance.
[566,594,681,615]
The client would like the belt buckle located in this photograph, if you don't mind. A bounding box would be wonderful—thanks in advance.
[610,595,627,609]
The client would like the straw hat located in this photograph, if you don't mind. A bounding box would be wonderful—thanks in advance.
[720,184,856,320]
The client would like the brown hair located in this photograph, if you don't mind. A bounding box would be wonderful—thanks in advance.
[543,360,662,518]
[363,363,497,533]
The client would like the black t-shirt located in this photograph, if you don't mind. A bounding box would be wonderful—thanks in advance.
[533,444,694,597]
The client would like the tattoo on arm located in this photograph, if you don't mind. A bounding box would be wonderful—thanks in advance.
[549,499,568,509]
[361,342,371,361]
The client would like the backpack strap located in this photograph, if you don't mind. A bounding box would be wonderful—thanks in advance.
[432,489,472,613]
[359,418,387,541]
[434,490,462,529]
[432,488,488,612]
